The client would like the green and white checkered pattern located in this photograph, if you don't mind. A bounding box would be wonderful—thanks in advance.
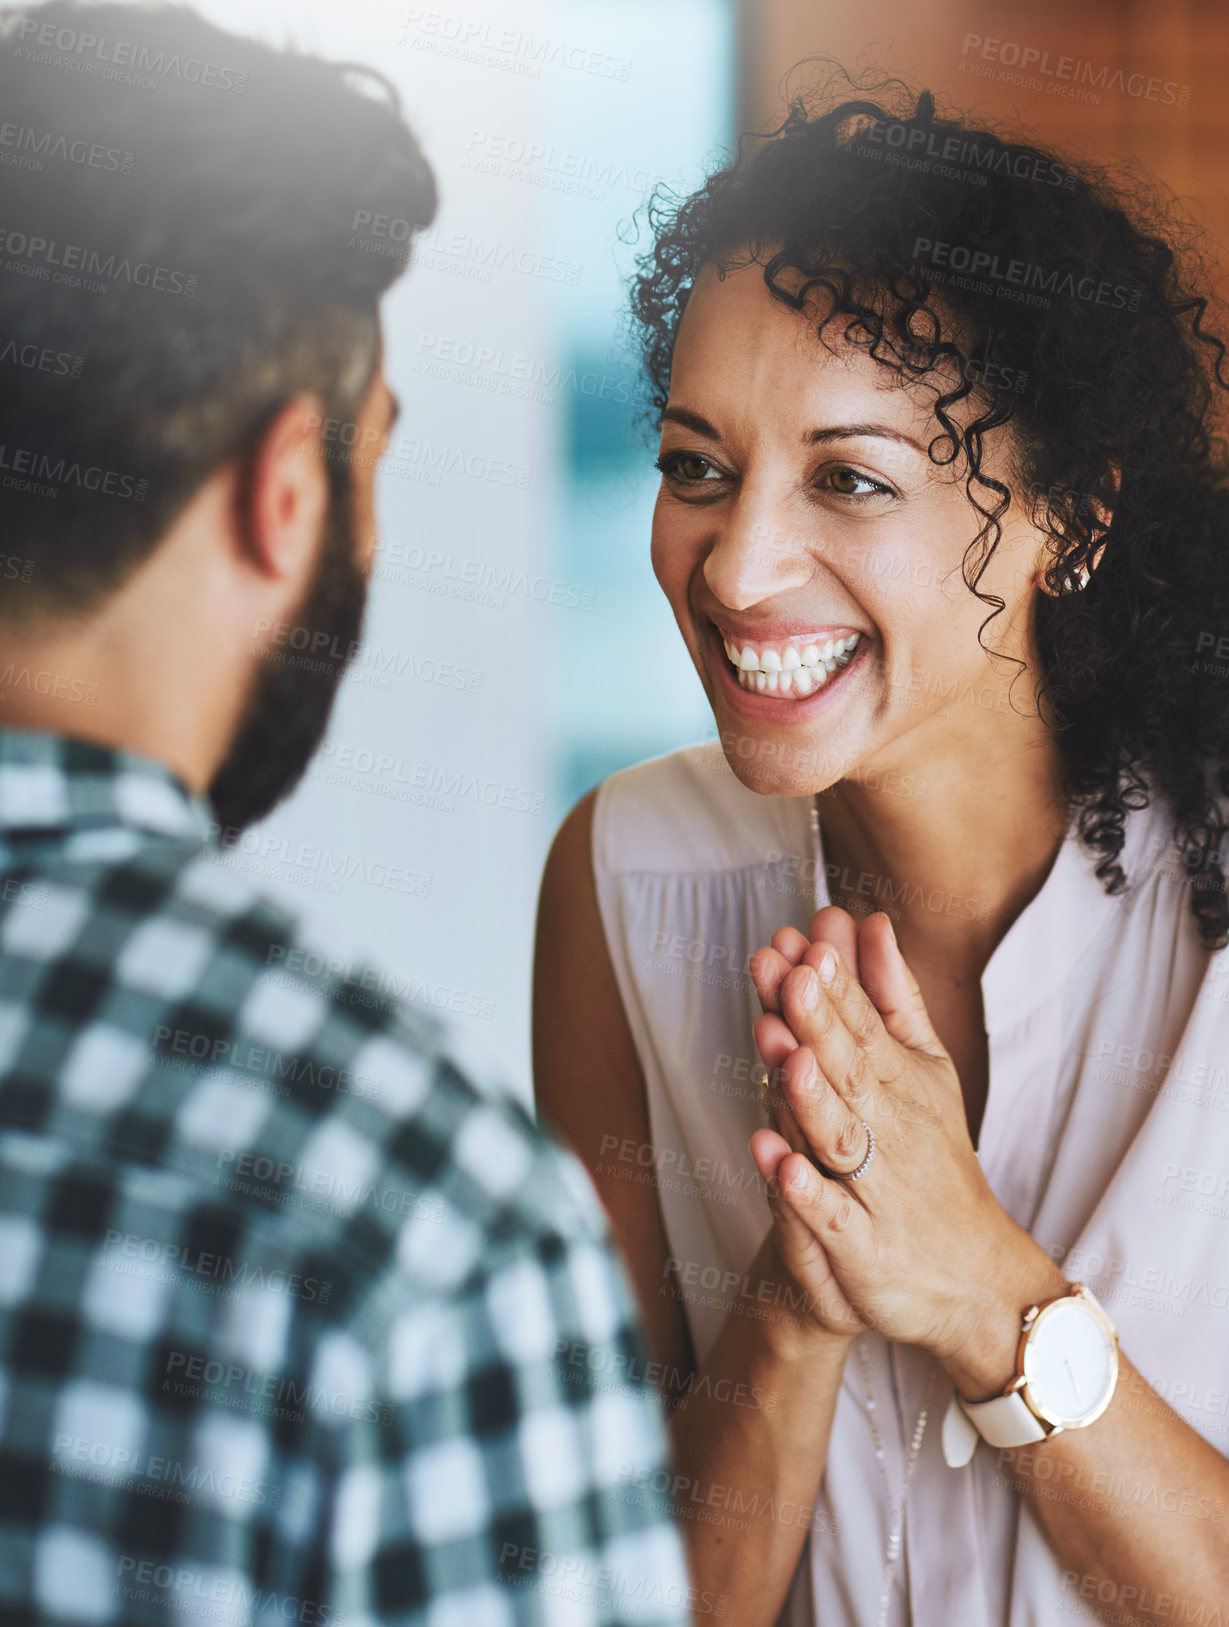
[0,729,693,1627]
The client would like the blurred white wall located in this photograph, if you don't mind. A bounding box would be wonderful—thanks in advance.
[191,0,732,1101]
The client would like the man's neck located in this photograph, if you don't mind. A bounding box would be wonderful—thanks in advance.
[0,481,275,794]
[0,611,236,796]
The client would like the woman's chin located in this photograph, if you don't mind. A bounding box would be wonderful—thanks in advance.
[711,719,852,799]
[692,624,881,796]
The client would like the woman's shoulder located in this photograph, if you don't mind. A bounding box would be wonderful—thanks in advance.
[592,737,810,879]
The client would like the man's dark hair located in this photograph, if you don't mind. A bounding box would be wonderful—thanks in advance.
[0,0,436,615]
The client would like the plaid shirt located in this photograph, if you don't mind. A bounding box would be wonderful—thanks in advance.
[0,729,697,1627]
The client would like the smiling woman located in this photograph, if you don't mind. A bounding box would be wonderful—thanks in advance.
[533,68,1229,1627]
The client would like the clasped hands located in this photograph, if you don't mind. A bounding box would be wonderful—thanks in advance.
[747,905,1065,1397]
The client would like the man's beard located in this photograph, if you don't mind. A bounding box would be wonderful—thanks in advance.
[208,485,368,833]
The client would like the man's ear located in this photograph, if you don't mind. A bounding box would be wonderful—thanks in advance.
[234,394,330,582]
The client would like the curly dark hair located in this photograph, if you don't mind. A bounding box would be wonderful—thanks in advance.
[627,65,1229,951]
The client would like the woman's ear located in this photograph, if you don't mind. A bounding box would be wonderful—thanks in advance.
[1033,460,1119,595]
[1087,460,1121,542]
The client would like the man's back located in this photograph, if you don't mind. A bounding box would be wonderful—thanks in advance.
[0,728,696,1625]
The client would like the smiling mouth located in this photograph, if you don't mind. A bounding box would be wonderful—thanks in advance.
[718,629,865,700]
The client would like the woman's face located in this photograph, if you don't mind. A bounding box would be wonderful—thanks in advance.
[651,255,1055,798]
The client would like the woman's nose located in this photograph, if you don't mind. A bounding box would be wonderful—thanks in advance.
[702,495,819,611]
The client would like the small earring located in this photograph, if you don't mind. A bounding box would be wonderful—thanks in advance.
[1038,557,1093,597]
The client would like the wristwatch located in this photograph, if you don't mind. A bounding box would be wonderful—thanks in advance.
[941,1281,1119,1467]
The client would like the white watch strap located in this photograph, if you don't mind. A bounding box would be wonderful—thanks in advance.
[940,1388,1046,1467]
[941,1393,980,1467]
[959,1388,1049,1448]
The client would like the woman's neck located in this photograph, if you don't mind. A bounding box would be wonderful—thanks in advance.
[817,724,1070,982]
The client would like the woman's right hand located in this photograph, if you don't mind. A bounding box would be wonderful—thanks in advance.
[749,908,866,1342]
[752,1137,868,1341]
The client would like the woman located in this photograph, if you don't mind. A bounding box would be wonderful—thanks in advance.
[533,76,1229,1627]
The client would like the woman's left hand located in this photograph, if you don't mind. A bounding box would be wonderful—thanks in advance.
[747,907,1066,1397]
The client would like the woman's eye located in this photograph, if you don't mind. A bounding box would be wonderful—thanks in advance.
[655,451,721,484]
[825,466,891,499]
[655,452,891,500]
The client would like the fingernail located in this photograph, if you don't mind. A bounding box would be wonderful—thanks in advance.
[797,969,819,1009]
[787,1160,813,1196]
[817,948,836,985]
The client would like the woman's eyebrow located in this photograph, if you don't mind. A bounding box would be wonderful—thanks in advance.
[661,406,925,455]
[805,423,925,452]
[661,406,720,438]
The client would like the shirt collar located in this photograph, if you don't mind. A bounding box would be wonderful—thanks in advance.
[978,788,1169,1035]
[0,729,214,845]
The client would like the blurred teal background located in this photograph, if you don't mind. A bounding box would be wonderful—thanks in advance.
[543,5,734,815]
[191,0,736,1099]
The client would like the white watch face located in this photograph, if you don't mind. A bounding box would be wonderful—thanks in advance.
[1022,1296,1117,1427]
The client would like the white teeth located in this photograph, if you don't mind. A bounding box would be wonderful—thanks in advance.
[726,628,863,699]
[726,635,856,672]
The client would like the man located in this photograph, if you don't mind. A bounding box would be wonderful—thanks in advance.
[0,4,699,1622]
